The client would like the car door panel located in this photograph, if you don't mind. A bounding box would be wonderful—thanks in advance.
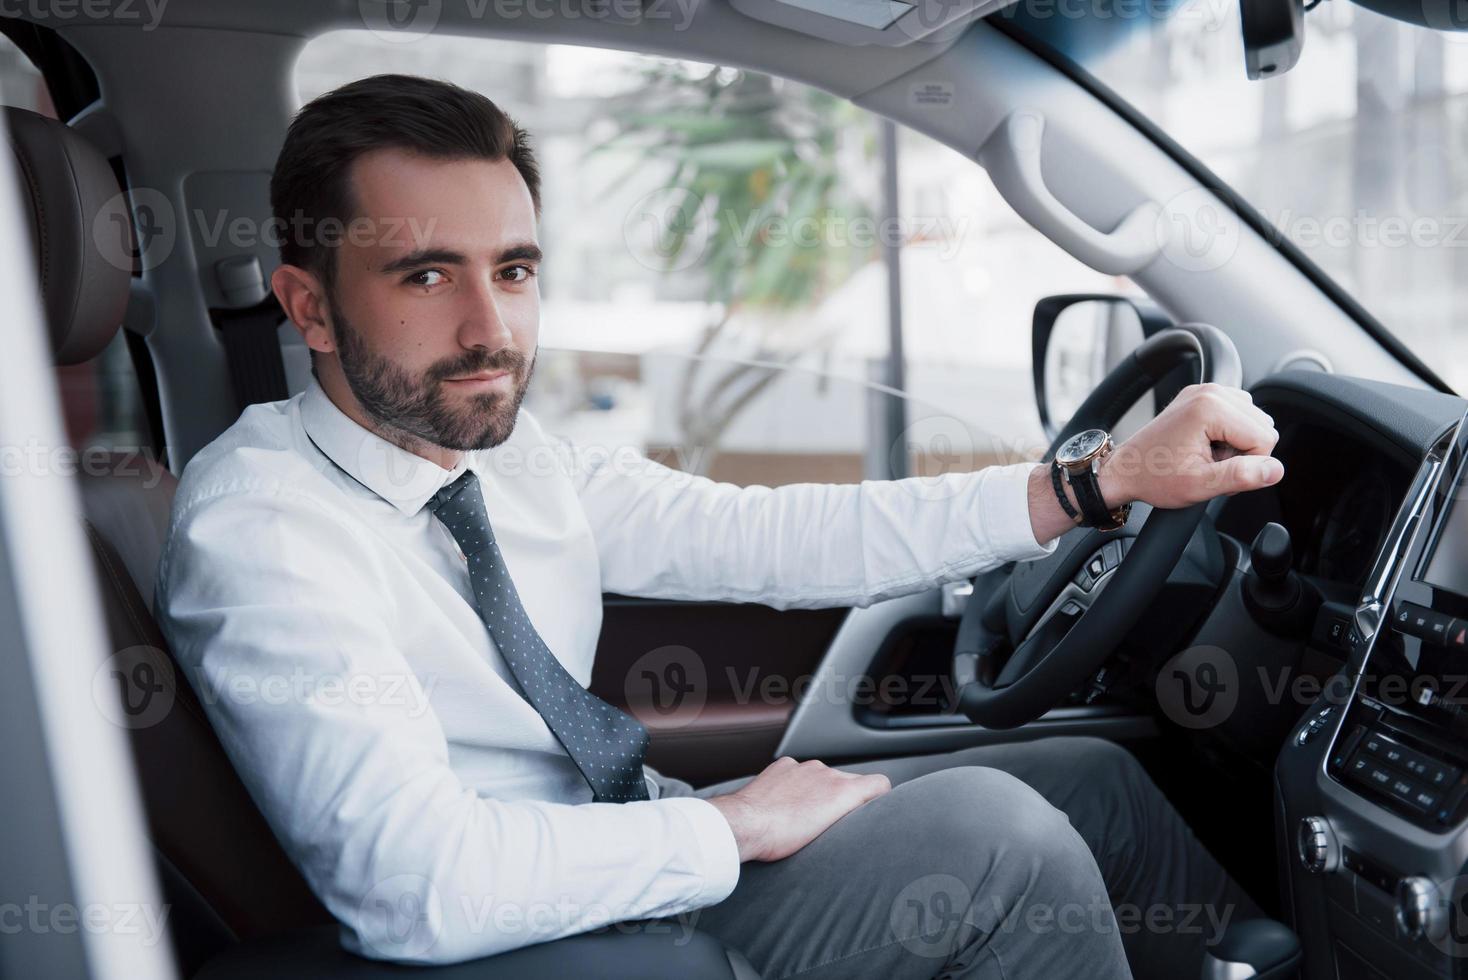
[590,588,1157,787]
[589,596,846,785]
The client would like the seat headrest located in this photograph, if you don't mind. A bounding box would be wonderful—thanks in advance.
[6,107,131,366]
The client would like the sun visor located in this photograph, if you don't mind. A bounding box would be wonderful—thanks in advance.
[729,0,1013,46]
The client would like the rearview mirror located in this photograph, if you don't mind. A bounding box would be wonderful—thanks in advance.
[1031,294,1186,443]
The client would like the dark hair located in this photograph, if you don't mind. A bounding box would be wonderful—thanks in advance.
[270,73,541,295]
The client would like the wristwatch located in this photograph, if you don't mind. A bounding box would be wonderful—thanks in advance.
[1051,428,1131,531]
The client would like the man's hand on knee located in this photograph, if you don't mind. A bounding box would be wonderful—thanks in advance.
[707,757,891,863]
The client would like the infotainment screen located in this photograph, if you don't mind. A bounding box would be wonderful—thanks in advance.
[1422,492,1468,597]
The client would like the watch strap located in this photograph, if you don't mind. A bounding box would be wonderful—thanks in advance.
[1050,461,1080,523]
[1068,462,1115,528]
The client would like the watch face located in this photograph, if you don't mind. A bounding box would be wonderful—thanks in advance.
[1057,428,1107,466]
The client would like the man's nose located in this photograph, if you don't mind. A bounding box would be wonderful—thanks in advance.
[458,276,515,352]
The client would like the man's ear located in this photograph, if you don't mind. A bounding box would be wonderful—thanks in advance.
[272,264,336,357]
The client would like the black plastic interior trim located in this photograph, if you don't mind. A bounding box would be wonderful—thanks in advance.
[1250,371,1466,464]
[987,16,1455,396]
[124,316,168,464]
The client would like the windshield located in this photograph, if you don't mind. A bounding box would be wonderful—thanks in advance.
[1010,0,1468,391]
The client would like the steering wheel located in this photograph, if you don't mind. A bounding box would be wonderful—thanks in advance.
[951,325,1243,729]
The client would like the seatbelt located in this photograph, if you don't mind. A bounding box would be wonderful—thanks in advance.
[214,300,290,413]
[210,254,290,413]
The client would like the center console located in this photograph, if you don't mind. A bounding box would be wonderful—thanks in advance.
[1277,411,1468,979]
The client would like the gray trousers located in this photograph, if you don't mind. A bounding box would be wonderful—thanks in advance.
[652,735,1263,980]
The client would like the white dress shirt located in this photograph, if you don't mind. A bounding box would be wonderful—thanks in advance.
[154,376,1056,965]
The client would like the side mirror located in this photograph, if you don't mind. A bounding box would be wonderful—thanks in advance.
[1031,294,1190,442]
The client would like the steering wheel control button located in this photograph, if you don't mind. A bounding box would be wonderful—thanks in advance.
[1074,550,1103,591]
[1297,816,1338,874]
[1393,601,1457,646]
[1073,540,1136,594]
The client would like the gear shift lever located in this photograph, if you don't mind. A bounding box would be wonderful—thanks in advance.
[1243,523,1316,636]
[1201,919,1301,979]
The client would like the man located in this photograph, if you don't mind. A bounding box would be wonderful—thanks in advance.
[156,74,1283,978]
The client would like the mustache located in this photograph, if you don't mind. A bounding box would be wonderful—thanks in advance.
[433,347,530,382]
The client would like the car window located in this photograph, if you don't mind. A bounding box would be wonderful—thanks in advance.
[1010,1,1468,391]
[298,34,1123,485]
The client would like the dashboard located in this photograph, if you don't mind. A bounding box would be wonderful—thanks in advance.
[1257,370,1468,980]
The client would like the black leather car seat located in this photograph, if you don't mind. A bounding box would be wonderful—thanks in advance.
[7,103,336,970]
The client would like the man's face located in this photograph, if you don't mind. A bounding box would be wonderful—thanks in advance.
[324,149,541,452]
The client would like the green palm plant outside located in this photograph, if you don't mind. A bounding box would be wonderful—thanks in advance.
[591,62,879,474]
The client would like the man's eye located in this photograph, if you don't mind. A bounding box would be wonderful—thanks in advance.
[406,269,446,287]
[501,264,537,283]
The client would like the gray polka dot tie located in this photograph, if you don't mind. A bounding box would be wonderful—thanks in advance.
[427,471,650,803]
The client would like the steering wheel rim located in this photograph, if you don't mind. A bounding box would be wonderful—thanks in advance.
[951,324,1242,729]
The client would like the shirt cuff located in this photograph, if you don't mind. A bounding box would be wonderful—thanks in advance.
[981,461,1061,562]
[661,797,741,907]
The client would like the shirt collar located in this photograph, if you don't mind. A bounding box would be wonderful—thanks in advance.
[300,376,469,517]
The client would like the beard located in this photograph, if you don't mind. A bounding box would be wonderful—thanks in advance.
[328,294,535,452]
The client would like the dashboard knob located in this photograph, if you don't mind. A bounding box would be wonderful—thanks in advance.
[1396,876,1447,941]
[1297,816,1338,874]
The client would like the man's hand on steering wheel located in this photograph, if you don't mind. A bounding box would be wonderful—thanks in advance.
[957,328,1289,729]
[1105,382,1285,507]
[1028,382,1285,545]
